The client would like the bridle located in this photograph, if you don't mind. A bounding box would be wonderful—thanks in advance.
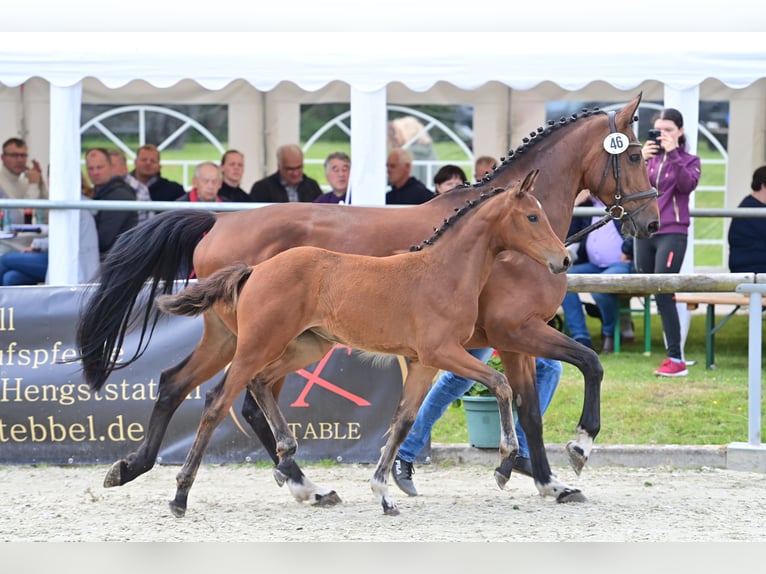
[565,110,658,247]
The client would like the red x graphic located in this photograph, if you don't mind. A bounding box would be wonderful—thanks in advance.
[290,344,371,408]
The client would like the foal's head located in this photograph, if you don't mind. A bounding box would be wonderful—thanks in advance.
[411,170,571,275]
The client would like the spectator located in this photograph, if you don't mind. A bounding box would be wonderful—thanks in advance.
[387,116,437,184]
[392,355,562,496]
[249,144,321,203]
[218,150,251,203]
[385,148,434,205]
[0,137,47,226]
[131,144,185,202]
[561,192,634,354]
[0,174,99,285]
[86,147,138,258]
[433,164,467,195]
[177,162,223,202]
[474,155,498,181]
[109,148,152,222]
[636,108,701,377]
[314,151,350,204]
[728,165,766,273]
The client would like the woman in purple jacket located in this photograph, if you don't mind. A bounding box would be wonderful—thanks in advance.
[636,108,701,377]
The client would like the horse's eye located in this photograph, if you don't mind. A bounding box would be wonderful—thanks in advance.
[527,215,539,223]
[629,153,642,163]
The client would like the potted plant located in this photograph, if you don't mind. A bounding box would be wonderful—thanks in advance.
[461,351,502,448]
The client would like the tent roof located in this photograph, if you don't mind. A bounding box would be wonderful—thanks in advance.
[1,32,765,92]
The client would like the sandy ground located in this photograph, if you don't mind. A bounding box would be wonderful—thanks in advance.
[2,460,766,543]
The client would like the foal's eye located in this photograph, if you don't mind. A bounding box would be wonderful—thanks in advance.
[527,214,539,223]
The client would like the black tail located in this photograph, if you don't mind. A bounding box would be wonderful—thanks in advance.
[75,209,217,391]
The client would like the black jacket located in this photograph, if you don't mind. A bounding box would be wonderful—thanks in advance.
[148,176,185,202]
[94,176,138,255]
[249,172,321,203]
[218,182,252,203]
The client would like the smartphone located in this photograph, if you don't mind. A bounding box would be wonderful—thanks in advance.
[648,128,663,150]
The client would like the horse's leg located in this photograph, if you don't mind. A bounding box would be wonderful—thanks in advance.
[104,312,236,488]
[512,322,603,476]
[417,344,519,491]
[240,332,342,506]
[497,349,586,503]
[370,361,437,516]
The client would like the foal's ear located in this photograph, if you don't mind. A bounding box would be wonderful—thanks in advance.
[519,168,540,193]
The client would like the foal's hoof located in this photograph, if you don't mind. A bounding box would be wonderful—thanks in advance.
[103,460,125,488]
[168,501,187,518]
[313,491,342,507]
[273,467,287,487]
[382,500,400,516]
[565,440,587,476]
[556,488,587,504]
[493,469,509,490]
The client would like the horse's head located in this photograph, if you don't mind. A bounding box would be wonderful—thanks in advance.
[499,170,571,274]
[584,93,660,239]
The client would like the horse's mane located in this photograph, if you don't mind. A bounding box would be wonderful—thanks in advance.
[409,184,509,252]
[409,105,609,253]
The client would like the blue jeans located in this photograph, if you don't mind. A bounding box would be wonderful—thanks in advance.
[561,261,632,342]
[397,349,562,462]
[0,251,48,285]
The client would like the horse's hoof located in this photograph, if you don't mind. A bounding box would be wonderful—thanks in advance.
[565,440,587,476]
[556,488,587,504]
[493,469,509,490]
[383,502,400,516]
[313,491,342,507]
[273,467,287,487]
[103,460,125,488]
[168,501,187,518]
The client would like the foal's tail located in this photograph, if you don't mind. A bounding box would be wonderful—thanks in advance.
[75,209,217,392]
[156,264,253,317]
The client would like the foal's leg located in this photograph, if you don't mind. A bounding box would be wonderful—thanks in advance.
[418,343,519,490]
[370,360,437,516]
[241,333,342,506]
[169,354,261,517]
[103,312,237,488]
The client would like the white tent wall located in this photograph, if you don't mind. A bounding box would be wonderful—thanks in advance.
[1,32,765,283]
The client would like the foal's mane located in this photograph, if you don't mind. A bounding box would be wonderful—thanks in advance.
[409,185,509,252]
[409,105,608,253]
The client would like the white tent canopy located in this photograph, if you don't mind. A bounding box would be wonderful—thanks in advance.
[1,31,765,283]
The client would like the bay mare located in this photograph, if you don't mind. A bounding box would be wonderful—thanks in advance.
[76,93,659,511]
[156,173,571,516]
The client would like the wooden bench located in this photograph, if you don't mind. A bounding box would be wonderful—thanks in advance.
[673,293,750,369]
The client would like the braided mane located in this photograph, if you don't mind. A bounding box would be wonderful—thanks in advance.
[409,105,612,253]
[481,106,607,184]
[409,185,510,252]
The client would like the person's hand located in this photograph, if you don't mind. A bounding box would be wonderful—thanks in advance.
[641,141,661,161]
[657,132,678,153]
[25,159,43,184]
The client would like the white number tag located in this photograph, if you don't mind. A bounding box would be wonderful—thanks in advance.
[603,133,630,155]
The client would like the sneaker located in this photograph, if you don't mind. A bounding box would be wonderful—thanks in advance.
[654,358,688,377]
[392,456,418,496]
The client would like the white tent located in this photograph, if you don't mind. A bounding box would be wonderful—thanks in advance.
[1,30,765,283]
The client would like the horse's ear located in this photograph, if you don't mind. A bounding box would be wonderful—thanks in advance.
[617,93,642,129]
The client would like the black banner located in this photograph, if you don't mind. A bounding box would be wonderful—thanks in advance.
[0,286,423,465]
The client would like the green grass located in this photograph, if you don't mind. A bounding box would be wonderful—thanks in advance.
[432,312,764,446]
